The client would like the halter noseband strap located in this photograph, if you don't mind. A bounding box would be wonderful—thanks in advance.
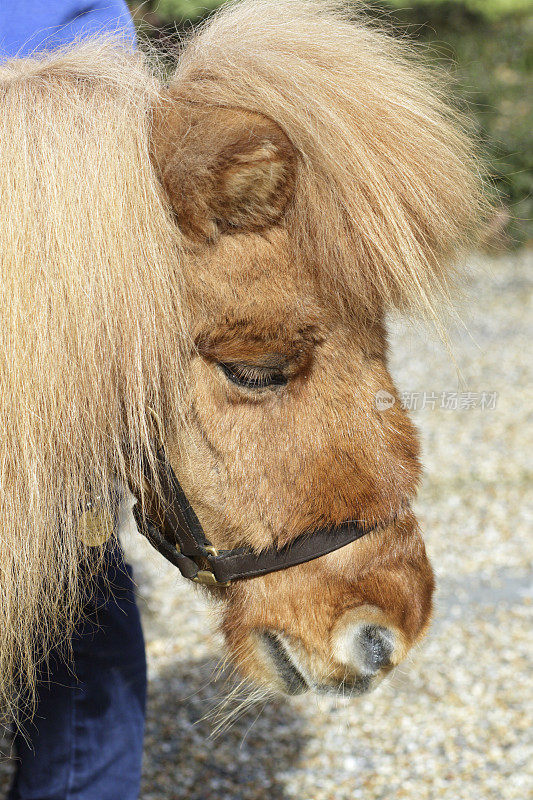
[131,448,386,588]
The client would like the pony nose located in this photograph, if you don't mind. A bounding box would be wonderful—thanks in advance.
[332,613,398,681]
[354,624,394,673]
[312,623,395,696]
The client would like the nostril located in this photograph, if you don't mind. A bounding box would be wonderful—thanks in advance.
[356,625,394,673]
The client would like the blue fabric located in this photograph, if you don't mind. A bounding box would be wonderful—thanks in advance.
[8,542,147,800]
[0,1,135,59]
[2,4,146,798]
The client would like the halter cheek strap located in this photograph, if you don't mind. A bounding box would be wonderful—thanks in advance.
[131,448,386,587]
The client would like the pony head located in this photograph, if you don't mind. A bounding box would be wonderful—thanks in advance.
[0,0,487,722]
[149,0,485,695]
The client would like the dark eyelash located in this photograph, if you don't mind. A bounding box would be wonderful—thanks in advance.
[218,362,288,390]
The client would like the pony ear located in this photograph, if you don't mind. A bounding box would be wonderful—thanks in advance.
[151,100,297,241]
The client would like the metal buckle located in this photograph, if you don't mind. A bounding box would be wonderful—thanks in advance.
[194,569,231,587]
[193,545,231,587]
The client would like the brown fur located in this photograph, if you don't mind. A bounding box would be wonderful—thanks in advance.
[165,227,433,691]
[0,0,488,724]
[152,103,297,240]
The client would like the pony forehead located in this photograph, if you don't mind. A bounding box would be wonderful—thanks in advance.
[185,228,311,298]
[184,229,325,349]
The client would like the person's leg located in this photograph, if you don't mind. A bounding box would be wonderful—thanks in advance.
[9,540,146,800]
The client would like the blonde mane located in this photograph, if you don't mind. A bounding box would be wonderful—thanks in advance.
[0,1,486,725]
[0,41,186,725]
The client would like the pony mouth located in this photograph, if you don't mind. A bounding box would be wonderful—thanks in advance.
[258,624,394,698]
[259,631,309,696]
[315,674,375,697]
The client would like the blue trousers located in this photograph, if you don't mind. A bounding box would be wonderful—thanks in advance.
[8,543,146,800]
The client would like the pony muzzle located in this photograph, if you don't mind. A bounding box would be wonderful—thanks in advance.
[254,612,402,698]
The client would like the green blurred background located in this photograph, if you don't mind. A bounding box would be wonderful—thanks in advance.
[129,0,532,246]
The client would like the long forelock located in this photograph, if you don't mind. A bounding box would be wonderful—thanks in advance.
[171,0,489,320]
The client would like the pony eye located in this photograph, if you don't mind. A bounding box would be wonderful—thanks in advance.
[218,362,288,390]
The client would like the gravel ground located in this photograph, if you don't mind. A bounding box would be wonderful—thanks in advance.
[1,250,531,799]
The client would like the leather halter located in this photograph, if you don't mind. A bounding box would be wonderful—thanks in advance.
[131,446,385,588]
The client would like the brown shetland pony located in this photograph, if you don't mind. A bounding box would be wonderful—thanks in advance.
[0,0,486,725]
